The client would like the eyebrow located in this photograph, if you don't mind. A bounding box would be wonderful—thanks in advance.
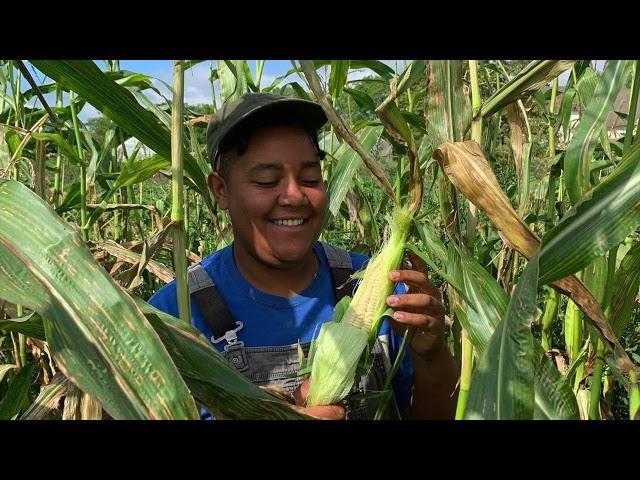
[247,160,321,174]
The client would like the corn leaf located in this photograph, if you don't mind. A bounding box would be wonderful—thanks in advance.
[456,248,578,419]
[329,60,350,101]
[0,312,46,340]
[481,61,577,118]
[376,100,415,150]
[0,179,199,420]
[21,373,69,420]
[465,254,540,419]
[610,242,640,337]
[114,154,170,190]
[539,140,640,285]
[344,87,376,113]
[55,181,81,213]
[564,60,629,204]
[459,248,508,352]
[433,140,638,375]
[414,221,447,265]
[349,60,395,80]
[218,60,249,104]
[138,301,308,419]
[575,67,599,108]
[396,61,427,98]
[328,126,384,217]
[0,364,17,384]
[532,343,580,420]
[0,362,37,420]
[286,82,311,101]
[29,60,210,203]
[425,60,471,147]
[31,132,84,165]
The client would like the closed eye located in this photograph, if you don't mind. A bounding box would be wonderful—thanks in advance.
[253,181,279,187]
[302,179,322,186]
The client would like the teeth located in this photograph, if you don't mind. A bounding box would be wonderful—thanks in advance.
[273,218,304,226]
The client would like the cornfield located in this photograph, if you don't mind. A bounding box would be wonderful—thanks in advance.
[0,59,639,420]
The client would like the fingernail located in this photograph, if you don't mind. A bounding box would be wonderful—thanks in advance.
[390,271,399,280]
[387,295,398,306]
[394,312,404,320]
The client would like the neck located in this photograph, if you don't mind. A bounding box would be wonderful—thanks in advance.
[232,244,319,298]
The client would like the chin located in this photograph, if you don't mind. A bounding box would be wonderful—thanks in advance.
[266,244,315,266]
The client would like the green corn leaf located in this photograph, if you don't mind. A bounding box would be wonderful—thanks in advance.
[0,312,46,340]
[0,179,199,420]
[329,60,350,101]
[328,126,384,217]
[610,242,640,337]
[481,61,577,118]
[465,254,540,420]
[539,139,640,285]
[29,60,210,204]
[564,60,629,204]
[0,362,37,420]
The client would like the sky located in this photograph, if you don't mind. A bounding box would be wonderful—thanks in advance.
[23,60,606,121]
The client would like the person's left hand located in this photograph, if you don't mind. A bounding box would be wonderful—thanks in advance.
[385,252,446,361]
[292,377,346,420]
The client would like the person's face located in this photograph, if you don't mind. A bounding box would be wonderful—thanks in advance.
[209,125,328,269]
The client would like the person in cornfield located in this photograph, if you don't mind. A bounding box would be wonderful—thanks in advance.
[149,93,459,419]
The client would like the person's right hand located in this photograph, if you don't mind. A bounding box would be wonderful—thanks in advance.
[292,377,346,420]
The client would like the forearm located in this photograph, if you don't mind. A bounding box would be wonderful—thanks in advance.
[405,341,460,420]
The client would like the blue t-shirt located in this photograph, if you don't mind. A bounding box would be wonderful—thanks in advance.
[149,242,414,414]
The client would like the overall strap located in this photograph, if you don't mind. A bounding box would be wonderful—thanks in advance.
[187,264,242,345]
[320,242,359,303]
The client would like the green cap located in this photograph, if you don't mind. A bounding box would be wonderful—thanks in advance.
[206,92,328,170]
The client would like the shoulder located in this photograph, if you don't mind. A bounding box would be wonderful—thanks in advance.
[348,250,369,271]
[148,246,230,313]
[316,241,370,271]
[199,244,231,274]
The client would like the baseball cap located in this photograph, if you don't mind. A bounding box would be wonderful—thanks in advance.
[206,92,328,170]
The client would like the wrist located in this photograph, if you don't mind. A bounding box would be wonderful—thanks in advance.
[411,335,449,364]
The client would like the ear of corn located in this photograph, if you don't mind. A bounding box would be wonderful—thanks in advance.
[307,322,369,406]
[306,206,412,407]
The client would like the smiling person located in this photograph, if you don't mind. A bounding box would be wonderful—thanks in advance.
[149,93,459,420]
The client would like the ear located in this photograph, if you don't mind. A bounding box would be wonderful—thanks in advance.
[208,172,229,210]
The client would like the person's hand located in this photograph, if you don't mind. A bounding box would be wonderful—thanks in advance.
[292,377,346,420]
[386,251,446,361]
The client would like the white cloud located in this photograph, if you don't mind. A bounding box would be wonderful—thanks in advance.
[183,62,218,105]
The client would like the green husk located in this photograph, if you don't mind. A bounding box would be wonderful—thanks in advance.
[306,207,413,407]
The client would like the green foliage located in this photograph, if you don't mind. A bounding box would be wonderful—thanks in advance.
[1,59,638,420]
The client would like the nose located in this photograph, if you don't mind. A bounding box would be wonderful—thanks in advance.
[278,177,309,207]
